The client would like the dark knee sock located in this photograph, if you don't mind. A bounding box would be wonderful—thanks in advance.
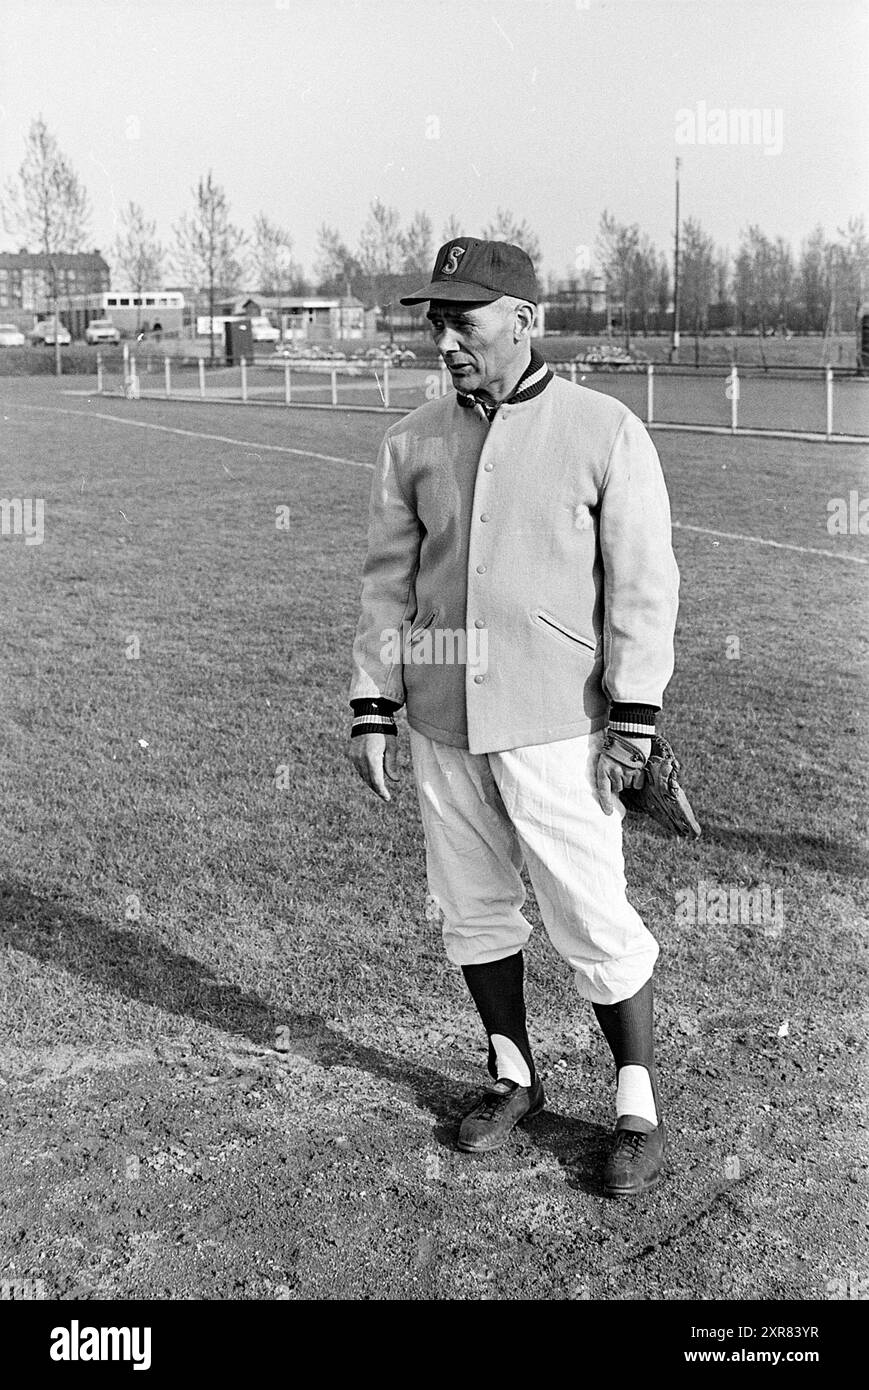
[592,978,660,1113]
[462,952,535,1085]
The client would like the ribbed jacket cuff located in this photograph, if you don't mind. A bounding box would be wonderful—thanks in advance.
[607,702,659,738]
[350,697,400,738]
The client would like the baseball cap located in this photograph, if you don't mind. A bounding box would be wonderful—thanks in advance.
[399,237,538,305]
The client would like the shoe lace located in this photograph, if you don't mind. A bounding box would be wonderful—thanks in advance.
[474,1087,514,1122]
[614,1129,647,1162]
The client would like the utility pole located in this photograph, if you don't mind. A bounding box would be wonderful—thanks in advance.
[50,257,62,378]
[671,157,681,363]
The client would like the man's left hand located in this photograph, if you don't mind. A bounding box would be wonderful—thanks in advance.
[596,732,651,815]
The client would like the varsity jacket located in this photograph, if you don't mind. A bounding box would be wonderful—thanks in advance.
[349,352,680,755]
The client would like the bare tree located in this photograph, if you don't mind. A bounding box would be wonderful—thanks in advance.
[771,236,794,333]
[680,218,716,364]
[251,214,301,340]
[441,214,464,243]
[596,211,640,349]
[732,244,753,336]
[835,215,869,321]
[798,226,828,333]
[713,248,730,329]
[315,224,362,296]
[741,225,777,365]
[401,211,434,274]
[358,199,403,341]
[112,202,164,330]
[173,172,246,361]
[655,253,671,334]
[359,199,403,275]
[482,208,542,270]
[1,115,92,372]
[1,115,91,254]
[632,235,660,336]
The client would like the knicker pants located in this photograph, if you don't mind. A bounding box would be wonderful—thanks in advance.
[409,727,658,1007]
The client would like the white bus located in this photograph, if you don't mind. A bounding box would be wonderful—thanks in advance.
[38,291,185,340]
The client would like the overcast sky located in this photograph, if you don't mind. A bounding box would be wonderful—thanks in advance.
[2,0,866,280]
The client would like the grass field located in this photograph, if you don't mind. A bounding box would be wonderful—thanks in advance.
[0,375,867,1302]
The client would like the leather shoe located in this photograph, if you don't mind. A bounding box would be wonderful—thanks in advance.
[457,1077,545,1153]
[604,1114,667,1197]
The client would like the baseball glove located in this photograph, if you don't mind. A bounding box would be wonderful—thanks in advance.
[620,734,702,839]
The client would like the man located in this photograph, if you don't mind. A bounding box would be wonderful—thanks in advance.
[348,237,679,1197]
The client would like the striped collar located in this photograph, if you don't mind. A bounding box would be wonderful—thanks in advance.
[456,348,553,420]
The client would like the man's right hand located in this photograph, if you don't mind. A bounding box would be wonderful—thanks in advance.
[349,732,400,802]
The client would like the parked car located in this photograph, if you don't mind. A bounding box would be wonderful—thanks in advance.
[250,316,280,343]
[0,323,26,347]
[573,343,647,371]
[364,343,419,366]
[85,318,121,345]
[28,320,71,347]
[273,343,338,364]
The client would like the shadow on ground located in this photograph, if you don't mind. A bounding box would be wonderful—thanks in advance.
[629,816,869,880]
[701,824,869,878]
[1,877,614,1195]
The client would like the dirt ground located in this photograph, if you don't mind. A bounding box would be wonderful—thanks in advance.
[1,992,863,1303]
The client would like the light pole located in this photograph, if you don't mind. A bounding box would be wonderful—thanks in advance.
[671,157,681,363]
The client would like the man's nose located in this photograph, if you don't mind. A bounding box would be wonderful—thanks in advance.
[435,326,461,354]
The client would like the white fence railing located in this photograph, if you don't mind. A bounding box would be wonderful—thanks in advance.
[95,352,868,441]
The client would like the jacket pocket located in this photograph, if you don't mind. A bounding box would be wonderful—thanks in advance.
[409,608,438,640]
[533,608,597,652]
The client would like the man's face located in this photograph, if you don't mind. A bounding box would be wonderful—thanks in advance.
[426,299,518,395]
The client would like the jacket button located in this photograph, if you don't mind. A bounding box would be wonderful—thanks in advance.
[474,618,485,628]
[480,513,490,522]
[484,462,494,472]
[476,564,486,574]
[473,674,484,684]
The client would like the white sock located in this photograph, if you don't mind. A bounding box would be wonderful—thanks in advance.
[616,1064,658,1126]
[491,1033,532,1087]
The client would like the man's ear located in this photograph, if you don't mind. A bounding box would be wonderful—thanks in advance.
[514,302,536,342]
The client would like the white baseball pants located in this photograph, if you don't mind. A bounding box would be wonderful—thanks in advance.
[409,727,658,1006]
